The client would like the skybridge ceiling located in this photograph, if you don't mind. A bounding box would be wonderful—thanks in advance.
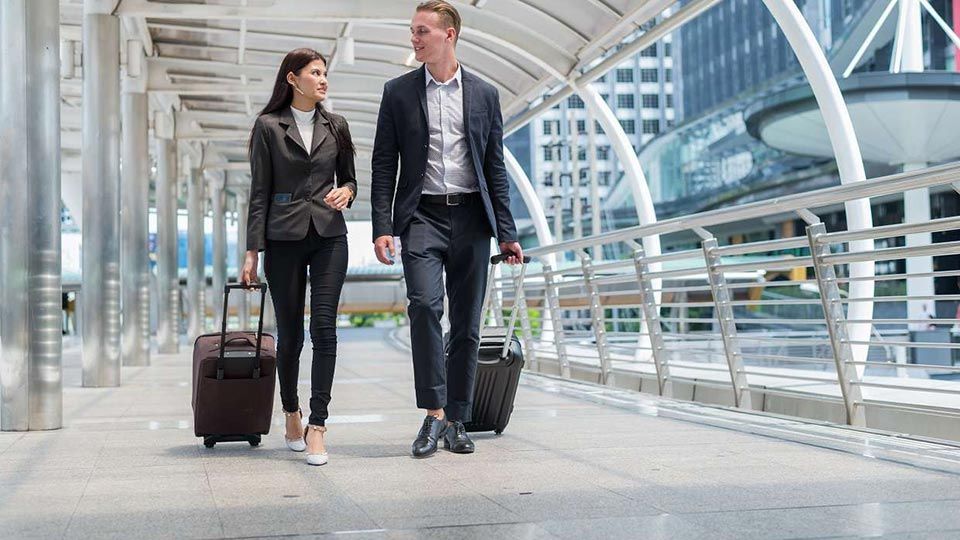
[59,0,677,217]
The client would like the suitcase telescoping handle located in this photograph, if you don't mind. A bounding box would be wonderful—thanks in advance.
[488,254,532,359]
[217,282,268,380]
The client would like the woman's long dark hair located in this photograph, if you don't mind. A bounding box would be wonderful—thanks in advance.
[248,48,354,158]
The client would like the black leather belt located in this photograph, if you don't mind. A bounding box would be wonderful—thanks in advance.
[420,192,480,206]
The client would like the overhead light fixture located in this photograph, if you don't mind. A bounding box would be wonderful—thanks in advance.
[336,36,355,66]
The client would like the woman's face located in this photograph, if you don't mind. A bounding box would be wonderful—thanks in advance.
[287,59,328,103]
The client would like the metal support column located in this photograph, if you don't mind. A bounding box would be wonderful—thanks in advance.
[234,188,250,327]
[701,237,752,409]
[155,131,180,354]
[807,222,867,426]
[210,173,227,331]
[633,246,672,397]
[187,167,206,338]
[542,265,570,378]
[0,0,63,430]
[81,3,122,387]
[120,64,150,366]
[580,255,612,385]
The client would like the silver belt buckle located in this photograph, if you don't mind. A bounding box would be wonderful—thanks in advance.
[445,193,459,206]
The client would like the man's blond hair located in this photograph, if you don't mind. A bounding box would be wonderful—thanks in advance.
[416,0,462,43]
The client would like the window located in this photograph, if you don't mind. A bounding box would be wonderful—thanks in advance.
[666,94,674,108]
[543,146,553,161]
[576,119,587,134]
[615,68,634,83]
[619,119,636,134]
[642,119,660,134]
[665,69,672,82]
[597,74,606,83]
[542,172,553,186]
[598,171,611,185]
[542,120,553,135]
[594,121,605,135]
[597,146,610,160]
[664,43,672,57]
[579,168,588,180]
[577,148,587,161]
[641,69,658,83]
[641,94,659,108]
[640,44,657,57]
[600,93,609,103]
[567,95,585,109]
[616,94,635,109]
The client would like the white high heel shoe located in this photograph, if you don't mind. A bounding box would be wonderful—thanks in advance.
[283,409,307,452]
[305,424,328,466]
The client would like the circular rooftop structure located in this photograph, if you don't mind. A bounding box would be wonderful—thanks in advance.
[744,72,960,165]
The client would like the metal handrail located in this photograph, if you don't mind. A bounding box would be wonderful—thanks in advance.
[489,160,960,439]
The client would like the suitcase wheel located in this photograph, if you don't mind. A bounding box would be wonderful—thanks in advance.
[203,437,216,448]
[494,429,503,435]
[249,435,261,447]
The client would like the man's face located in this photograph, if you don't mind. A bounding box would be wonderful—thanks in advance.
[410,10,453,64]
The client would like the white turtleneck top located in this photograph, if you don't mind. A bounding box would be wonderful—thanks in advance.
[290,106,316,150]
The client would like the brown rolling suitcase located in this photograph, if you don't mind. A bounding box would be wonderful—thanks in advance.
[192,283,276,448]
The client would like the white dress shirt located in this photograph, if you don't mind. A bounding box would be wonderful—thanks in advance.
[290,106,316,150]
[423,65,478,195]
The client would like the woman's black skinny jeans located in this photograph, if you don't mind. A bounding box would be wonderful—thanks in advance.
[264,224,348,426]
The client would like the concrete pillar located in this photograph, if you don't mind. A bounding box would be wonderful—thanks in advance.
[569,117,583,239]
[903,162,935,325]
[586,107,602,259]
[210,173,227,331]
[0,0,63,430]
[187,167,206,338]
[81,3,122,387]
[235,189,250,327]
[120,62,150,367]
[155,130,180,354]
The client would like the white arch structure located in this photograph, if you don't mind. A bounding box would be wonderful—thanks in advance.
[763,0,875,376]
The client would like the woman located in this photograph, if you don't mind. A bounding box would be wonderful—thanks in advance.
[241,48,357,466]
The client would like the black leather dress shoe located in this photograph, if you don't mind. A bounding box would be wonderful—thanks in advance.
[442,421,475,454]
[411,415,447,458]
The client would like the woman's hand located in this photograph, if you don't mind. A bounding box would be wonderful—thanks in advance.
[323,186,354,211]
[241,250,260,285]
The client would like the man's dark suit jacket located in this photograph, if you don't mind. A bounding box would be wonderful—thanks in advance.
[370,65,517,243]
[247,106,357,251]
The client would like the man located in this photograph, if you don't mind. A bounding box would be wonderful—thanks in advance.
[371,0,522,458]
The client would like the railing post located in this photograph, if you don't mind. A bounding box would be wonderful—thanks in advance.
[581,254,612,385]
[806,222,867,426]
[632,246,672,397]
[701,236,753,409]
[542,264,570,378]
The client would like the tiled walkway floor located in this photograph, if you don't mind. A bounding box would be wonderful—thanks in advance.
[2,328,959,539]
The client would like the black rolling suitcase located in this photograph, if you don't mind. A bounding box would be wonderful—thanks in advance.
[462,254,531,434]
[192,283,277,448]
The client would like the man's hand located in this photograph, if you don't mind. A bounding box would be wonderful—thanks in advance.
[374,235,396,265]
[498,241,523,265]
